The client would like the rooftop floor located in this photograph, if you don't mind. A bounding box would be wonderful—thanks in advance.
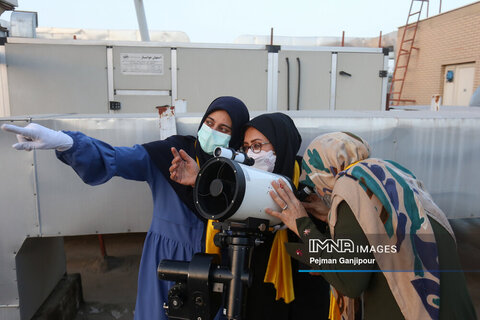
[65,220,480,319]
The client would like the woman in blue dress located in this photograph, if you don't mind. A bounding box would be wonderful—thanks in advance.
[1,96,250,320]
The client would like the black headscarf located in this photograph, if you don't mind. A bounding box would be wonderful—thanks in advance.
[243,112,302,179]
[143,96,249,213]
[243,114,331,320]
[244,113,312,320]
[194,96,250,165]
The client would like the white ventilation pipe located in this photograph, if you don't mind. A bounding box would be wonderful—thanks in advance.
[133,0,150,41]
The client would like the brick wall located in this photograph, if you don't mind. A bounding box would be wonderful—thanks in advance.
[394,1,480,105]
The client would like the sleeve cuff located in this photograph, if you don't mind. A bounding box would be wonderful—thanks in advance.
[55,131,79,158]
[296,216,326,242]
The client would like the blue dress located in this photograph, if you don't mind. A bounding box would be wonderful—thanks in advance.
[56,131,206,320]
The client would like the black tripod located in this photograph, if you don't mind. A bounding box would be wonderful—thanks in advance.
[157,218,270,320]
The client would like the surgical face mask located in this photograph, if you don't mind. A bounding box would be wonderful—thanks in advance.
[247,150,276,172]
[197,123,231,154]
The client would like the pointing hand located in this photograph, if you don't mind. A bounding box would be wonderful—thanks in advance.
[1,123,73,151]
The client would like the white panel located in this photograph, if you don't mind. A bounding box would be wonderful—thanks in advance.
[330,53,338,111]
[277,51,331,111]
[335,52,384,110]
[111,48,173,113]
[177,48,267,112]
[34,118,156,236]
[5,43,108,115]
[455,65,475,106]
[266,52,276,112]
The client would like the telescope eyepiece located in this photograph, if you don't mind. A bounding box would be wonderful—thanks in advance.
[214,147,255,166]
[213,147,223,157]
[295,185,314,201]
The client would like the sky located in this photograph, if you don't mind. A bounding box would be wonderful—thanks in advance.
[2,0,478,43]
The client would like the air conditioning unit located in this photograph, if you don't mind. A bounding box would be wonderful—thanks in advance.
[11,10,37,38]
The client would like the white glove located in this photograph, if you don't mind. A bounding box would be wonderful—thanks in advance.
[1,123,73,151]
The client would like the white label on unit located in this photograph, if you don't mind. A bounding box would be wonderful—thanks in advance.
[120,53,164,75]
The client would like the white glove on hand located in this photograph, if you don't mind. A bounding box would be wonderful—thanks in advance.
[1,123,73,151]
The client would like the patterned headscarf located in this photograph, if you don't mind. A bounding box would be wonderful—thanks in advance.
[299,131,370,196]
[300,132,454,320]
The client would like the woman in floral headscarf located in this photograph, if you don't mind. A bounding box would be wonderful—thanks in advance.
[266,132,476,320]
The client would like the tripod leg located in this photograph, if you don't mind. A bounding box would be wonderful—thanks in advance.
[225,243,250,320]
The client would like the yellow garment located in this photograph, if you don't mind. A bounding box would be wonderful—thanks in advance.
[263,161,300,304]
[292,160,300,192]
[264,229,294,303]
[205,219,221,255]
[329,291,341,320]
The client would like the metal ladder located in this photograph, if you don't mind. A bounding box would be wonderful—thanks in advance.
[389,0,429,106]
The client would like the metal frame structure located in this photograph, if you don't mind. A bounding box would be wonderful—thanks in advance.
[1,38,388,116]
[0,45,10,116]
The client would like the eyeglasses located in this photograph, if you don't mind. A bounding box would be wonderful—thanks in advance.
[240,142,271,154]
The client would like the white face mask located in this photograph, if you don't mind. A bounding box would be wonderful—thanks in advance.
[197,123,231,155]
[247,150,277,172]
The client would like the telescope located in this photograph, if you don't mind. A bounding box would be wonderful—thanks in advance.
[158,156,296,320]
[194,155,295,225]
[212,147,311,205]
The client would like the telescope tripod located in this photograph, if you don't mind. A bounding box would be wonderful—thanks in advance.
[158,218,270,320]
